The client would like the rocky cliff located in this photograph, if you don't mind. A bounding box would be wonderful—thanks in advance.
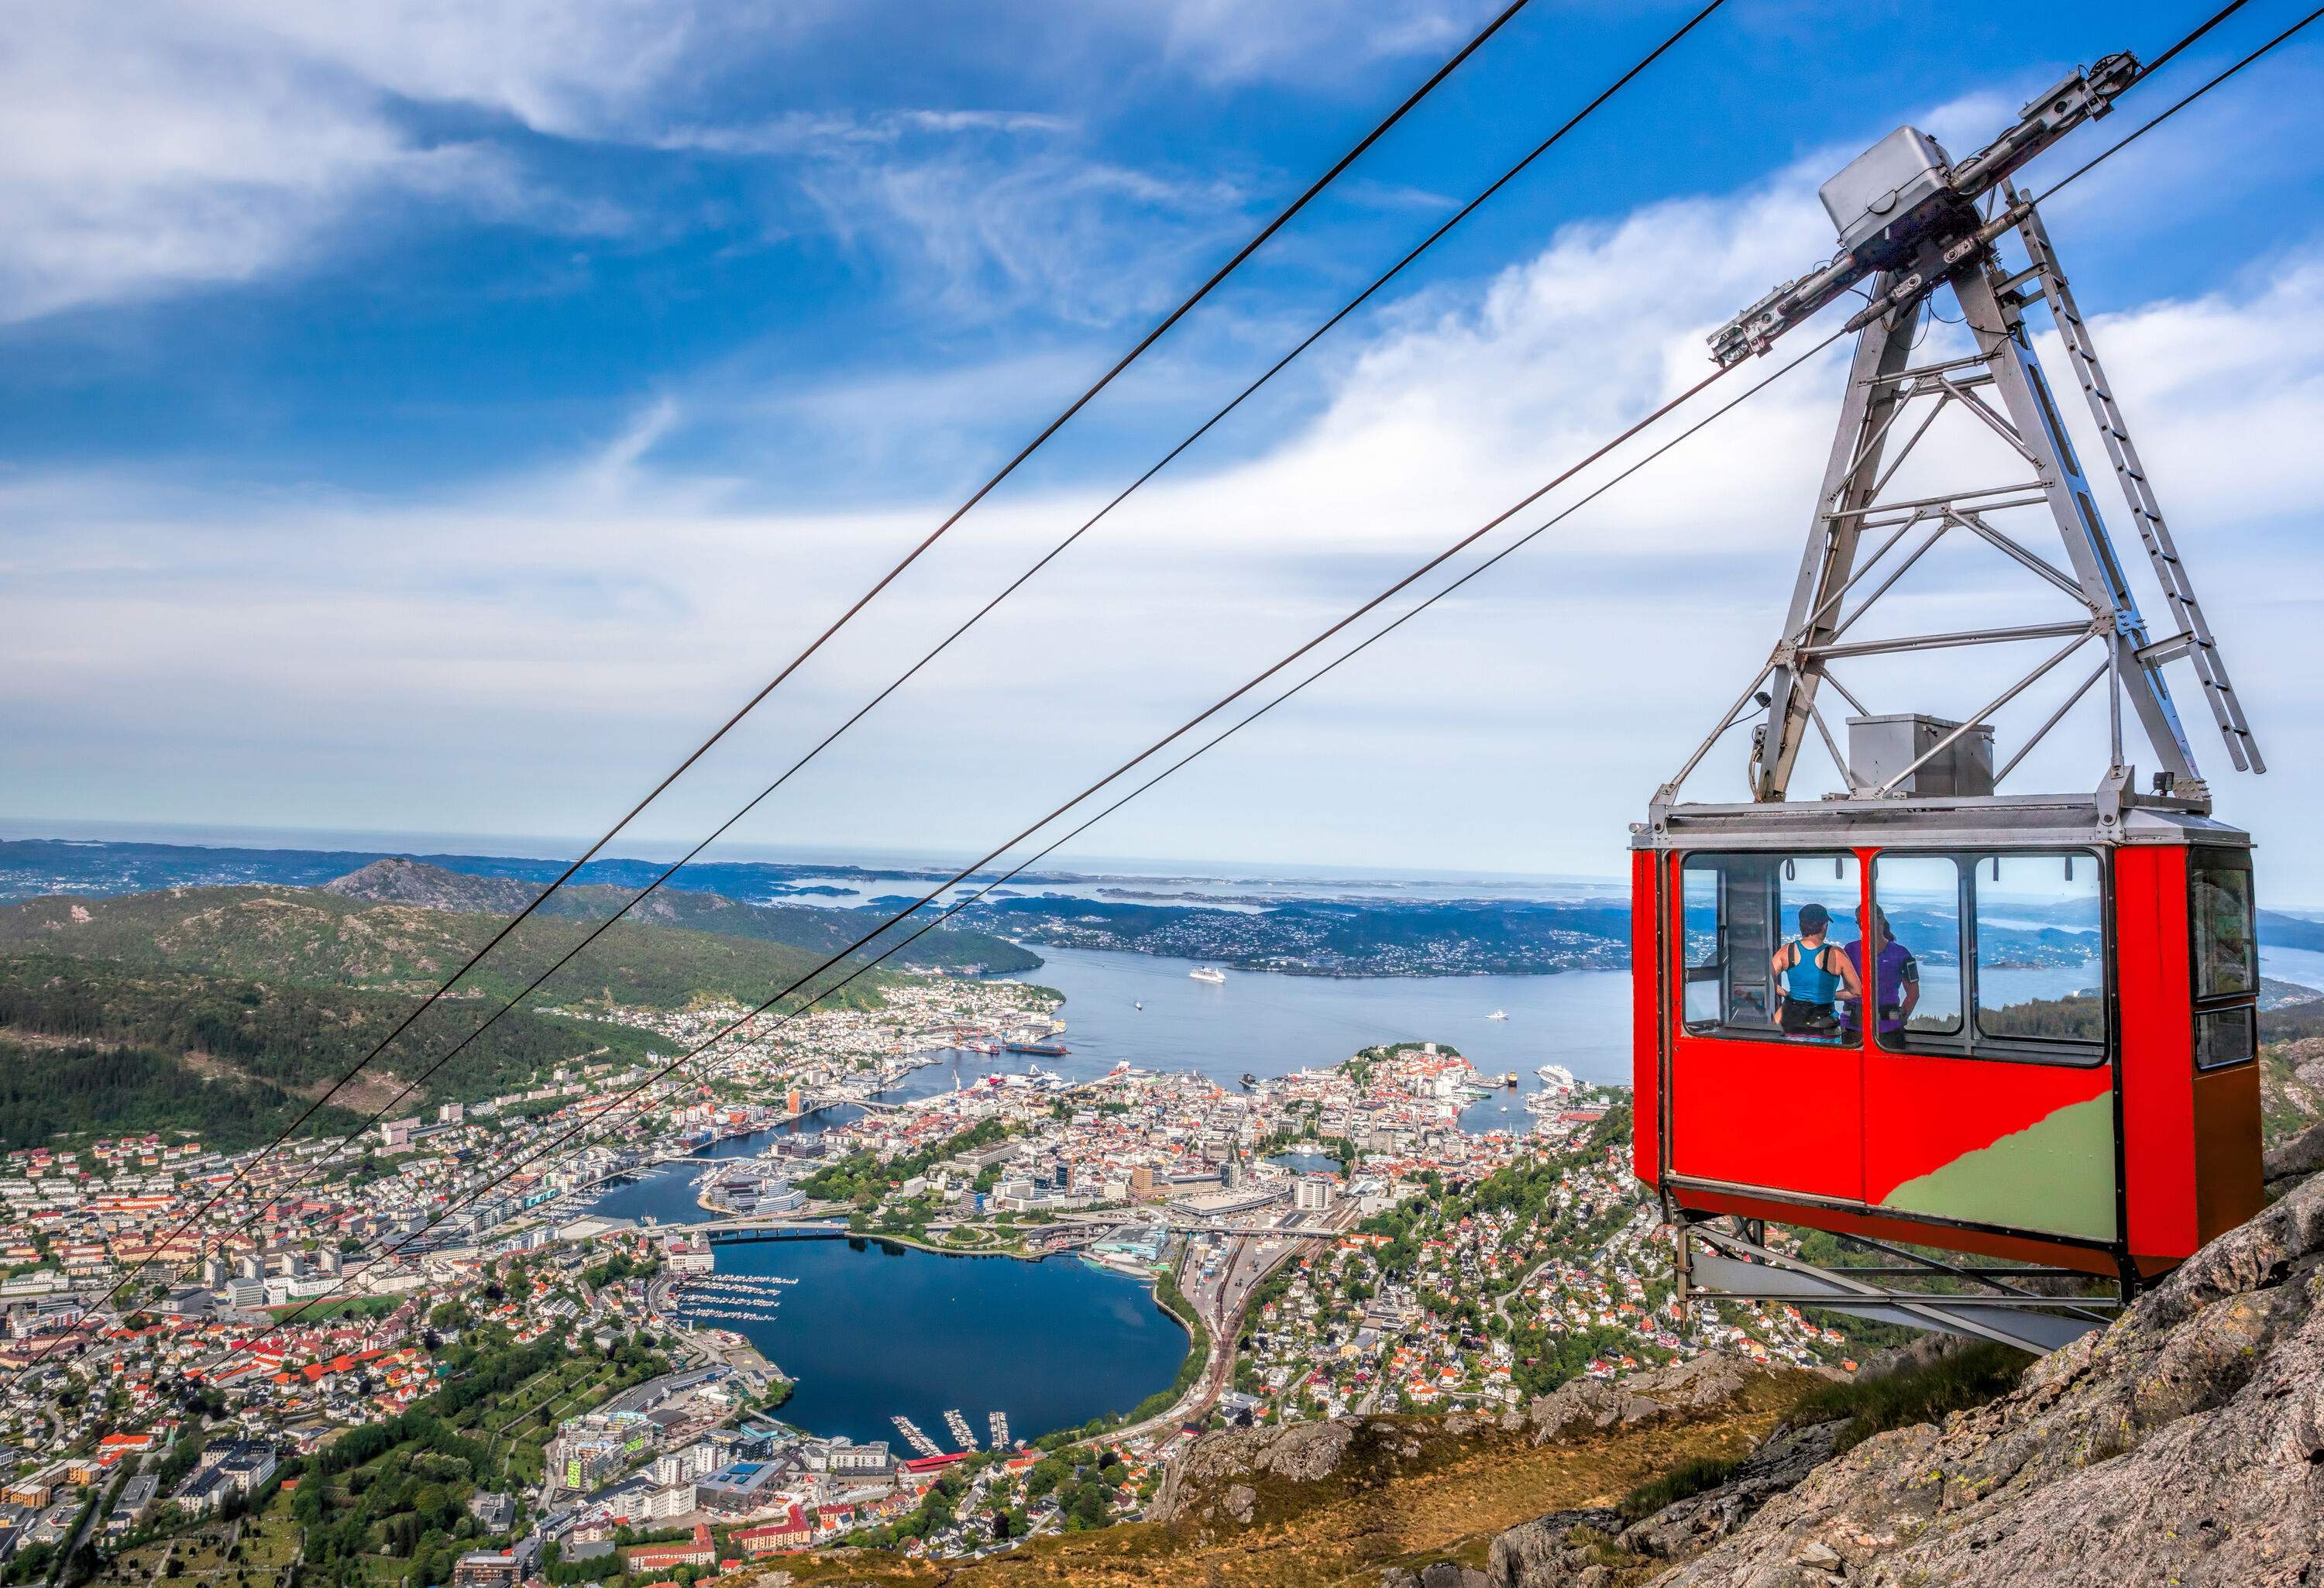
[1486,1172,2324,1587]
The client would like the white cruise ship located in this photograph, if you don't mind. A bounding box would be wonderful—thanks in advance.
[1189,966,1226,984]
[1535,1062,1577,1091]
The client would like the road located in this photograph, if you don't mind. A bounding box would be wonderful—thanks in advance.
[1112,1231,1318,1445]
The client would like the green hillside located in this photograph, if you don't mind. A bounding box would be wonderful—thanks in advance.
[0,884,915,1148]
[0,954,668,1119]
[0,885,896,1011]
[0,1033,363,1153]
[321,855,1040,974]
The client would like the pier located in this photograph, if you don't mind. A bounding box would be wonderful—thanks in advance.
[892,1415,944,1458]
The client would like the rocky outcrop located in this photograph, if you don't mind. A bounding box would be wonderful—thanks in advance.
[1521,1353,1767,1445]
[1151,1366,1769,1542]
[1380,1562,1497,1588]
[1487,1420,1847,1587]
[1146,1418,1360,1524]
[1645,1171,2324,1586]
[2266,1115,2324,1185]
[323,858,541,913]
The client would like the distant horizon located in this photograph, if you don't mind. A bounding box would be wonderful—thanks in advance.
[0,814,1628,892]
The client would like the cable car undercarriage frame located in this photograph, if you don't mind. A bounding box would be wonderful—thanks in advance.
[1630,52,2267,1356]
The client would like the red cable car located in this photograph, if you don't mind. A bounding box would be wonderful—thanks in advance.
[1631,60,2266,1343]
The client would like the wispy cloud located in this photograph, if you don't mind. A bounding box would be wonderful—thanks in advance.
[8,120,2320,879]
[0,1,760,320]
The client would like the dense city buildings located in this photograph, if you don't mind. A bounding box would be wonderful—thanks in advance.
[0,961,1875,1578]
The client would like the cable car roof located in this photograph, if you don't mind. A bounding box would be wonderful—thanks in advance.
[1634,791,2248,853]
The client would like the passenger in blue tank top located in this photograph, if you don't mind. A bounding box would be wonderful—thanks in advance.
[1770,901,1862,1036]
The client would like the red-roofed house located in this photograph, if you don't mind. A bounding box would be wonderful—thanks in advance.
[623,1524,713,1575]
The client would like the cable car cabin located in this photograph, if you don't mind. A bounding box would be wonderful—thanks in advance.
[1631,795,2263,1285]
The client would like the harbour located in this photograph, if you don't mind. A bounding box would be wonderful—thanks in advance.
[664,1234,1189,1449]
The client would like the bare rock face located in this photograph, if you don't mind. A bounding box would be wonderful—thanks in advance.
[322,858,541,914]
[1487,1508,1626,1588]
[1380,1564,1496,1588]
[1522,1352,1763,1445]
[1651,1172,2324,1587]
[2265,1115,2324,1185]
[1146,1418,1357,1525]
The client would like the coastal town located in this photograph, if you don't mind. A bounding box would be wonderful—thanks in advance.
[0,965,1874,1580]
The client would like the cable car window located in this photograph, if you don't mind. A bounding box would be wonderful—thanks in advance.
[1677,853,1859,1043]
[1972,853,2104,1043]
[1866,855,1955,1049]
[2195,1005,2257,1071]
[2189,848,2257,1002]
[1681,865,1724,1029]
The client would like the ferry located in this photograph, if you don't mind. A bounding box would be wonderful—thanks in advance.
[1003,1040,1068,1057]
[1189,966,1226,984]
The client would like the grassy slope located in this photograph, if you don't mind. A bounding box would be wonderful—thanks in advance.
[773,1383,1810,1588]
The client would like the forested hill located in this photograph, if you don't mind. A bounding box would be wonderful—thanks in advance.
[0,954,668,1152]
[0,884,907,1009]
[321,856,1037,974]
[0,875,985,1150]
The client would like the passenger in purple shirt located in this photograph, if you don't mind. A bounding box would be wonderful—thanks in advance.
[1841,908,1920,1041]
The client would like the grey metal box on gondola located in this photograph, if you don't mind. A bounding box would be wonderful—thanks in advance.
[1848,713,1994,796]
[1820,126,1951,253]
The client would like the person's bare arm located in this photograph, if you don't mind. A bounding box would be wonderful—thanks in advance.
[1827,945,1863,999]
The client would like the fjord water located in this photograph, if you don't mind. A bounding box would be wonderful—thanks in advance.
[705,1237,1188,1447]
[874,945,1633,1130]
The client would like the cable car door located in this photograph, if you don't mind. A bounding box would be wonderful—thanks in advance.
[1858,851,2119,1247]
[1667,851,1864,1202]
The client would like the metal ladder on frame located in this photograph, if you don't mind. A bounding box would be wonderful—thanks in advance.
[2012,190,2264,775]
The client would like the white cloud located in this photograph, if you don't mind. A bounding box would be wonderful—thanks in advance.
[0,1,752,320]
[1136,0,1494,85]
[5,106,2322,889]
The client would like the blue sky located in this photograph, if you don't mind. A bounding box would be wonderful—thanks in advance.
[5,1,2324,893]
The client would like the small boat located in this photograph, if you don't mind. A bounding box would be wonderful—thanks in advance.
[1486,1010,1508,1021]
[1239,1072,1259,1089]
[1135,1001,1143,1010]
[1190,967,1226,985]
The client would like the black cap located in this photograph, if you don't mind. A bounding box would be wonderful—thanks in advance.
[1798,902,1831,932]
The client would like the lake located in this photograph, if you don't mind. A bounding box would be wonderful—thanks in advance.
[695,1236,1188,1448]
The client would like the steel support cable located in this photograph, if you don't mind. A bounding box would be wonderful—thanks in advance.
[196,352,1755,1357]
[476,324,1855,1167]
[2040,1,2324,203]
[42,0,1736,1361]
[6,0,1549,1383]
[2140,0,2256,80]
[237,328,1842,1366]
